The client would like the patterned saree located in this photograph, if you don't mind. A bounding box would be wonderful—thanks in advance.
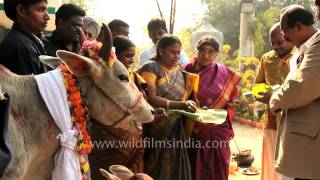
[139,62,198,180]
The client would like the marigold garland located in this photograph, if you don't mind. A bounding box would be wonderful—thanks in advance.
[60,65,92,180]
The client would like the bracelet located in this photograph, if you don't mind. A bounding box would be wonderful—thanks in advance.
[166,100,171,109]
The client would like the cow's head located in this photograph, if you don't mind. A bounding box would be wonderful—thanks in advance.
[55,24,153,133]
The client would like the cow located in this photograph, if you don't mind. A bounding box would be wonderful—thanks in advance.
[0,25,154,180]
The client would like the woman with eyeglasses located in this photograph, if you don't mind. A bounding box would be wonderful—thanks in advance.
[184,36,241,180]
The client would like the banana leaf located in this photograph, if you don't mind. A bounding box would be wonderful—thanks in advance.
[167,108,227,124]
[252,83,280,99]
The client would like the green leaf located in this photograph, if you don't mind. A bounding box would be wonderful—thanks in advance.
[167,108,228,124]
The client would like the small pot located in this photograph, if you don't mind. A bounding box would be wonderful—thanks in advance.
[232,150,255,168]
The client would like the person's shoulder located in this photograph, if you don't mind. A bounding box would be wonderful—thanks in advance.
[140,61,157,69]
[0,30,34,53]
[183,60,194,70]
[216,63,238,74]
[182,69,199,83]
[1,30,27,46]
[137,61,158,73]
[43,34,56,47]
[260,50,277,62]
[308,31,320,51]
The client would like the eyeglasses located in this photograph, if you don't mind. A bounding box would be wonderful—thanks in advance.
[198,48,218,56]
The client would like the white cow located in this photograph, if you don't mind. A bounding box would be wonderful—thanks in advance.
[0,46,153,180]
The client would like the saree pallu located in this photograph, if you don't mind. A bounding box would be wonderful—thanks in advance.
[184,60,241,180]
[139,62,199,180]
[88,119,144,180]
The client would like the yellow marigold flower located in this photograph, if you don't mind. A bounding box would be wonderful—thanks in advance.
[98,42,103,49]
[88,49,95,57]
[223,44,231,54]
[82,162,90,173]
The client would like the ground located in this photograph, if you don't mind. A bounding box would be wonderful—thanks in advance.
[229,122,263,180]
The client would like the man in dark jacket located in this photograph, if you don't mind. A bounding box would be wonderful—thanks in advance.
[44,4,85,56]
[0,0,49,75]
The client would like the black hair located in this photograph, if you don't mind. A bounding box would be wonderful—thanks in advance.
[196,36,220,52]
[153,34,181,60]
[108,19,129,33]
[112,35,135,57]
[316,0,320,6]
[281,5,314,29]
[147,18,168,32]
[55,4,85,26]
[4,0,47,21]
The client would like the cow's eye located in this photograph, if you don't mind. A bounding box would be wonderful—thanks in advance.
[118,74,129,82]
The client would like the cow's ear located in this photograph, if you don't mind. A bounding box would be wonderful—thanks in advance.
[109,165,134,180]
[56,50,102,78]
[39,55,62,69]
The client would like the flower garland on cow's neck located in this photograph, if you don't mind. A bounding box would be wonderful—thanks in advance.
[57,40,117,179]
[60,65,92,180]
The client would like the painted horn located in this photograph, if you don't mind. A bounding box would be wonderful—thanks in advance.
[97,23,113,63]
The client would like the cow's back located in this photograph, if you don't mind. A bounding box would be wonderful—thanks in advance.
[0,69,60,180]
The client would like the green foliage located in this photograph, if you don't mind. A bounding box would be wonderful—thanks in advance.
[219,44,261,120]
[201,0,313,58]
[201,0,240,49]
[270,0,312,9]
[176,26,199,59]
[61,0,87,10]
[250,5,281,57]
[219,44,239,72]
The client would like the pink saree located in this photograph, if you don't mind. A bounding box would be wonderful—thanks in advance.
[184,60,241,180]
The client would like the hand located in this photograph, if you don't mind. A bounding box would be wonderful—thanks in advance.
[256,91,272,104]
[181,100,197,113]
[154,108,167,119]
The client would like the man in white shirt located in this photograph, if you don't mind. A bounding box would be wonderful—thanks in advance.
[139,18,189,67]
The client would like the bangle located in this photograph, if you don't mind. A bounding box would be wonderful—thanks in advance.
[166,100,170,109]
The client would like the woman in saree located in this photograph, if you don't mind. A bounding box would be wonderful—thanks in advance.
[89,35,146,180]
[184,36,241,180]
[138,34,199,180]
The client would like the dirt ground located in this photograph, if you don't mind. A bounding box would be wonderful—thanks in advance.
[229,122,263,180]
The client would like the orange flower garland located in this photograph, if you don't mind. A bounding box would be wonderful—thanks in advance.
[60,65,92,180]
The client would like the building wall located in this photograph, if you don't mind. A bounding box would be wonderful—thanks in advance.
[0,0,61,31]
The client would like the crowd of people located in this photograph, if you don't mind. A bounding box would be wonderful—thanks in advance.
[1,0,320,180]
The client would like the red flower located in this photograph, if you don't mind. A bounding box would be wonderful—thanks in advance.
[61,66,92,180]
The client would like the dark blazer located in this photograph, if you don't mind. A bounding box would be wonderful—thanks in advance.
[0,23,48,75]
